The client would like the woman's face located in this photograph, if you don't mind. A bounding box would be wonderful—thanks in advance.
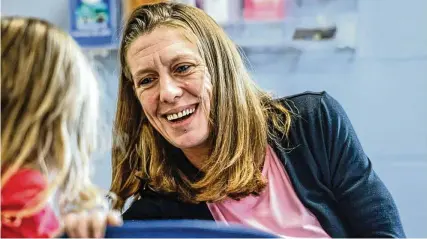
[126,26,212,151]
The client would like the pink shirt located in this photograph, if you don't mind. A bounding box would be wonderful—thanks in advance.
[207,146,330,238]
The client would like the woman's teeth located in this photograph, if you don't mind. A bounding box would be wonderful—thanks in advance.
[166,108,195,121]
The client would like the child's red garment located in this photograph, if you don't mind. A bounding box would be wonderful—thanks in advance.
[1,168,60,238]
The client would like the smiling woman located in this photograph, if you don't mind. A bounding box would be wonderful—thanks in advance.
[112,2,282,203]
[109,2,405,238]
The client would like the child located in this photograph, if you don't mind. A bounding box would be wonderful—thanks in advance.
[1,17,117,238]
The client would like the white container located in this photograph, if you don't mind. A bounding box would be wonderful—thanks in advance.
[203,0,242,24]
[174,0,197,6]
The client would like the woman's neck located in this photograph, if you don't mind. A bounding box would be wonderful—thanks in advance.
[181,146,210,170]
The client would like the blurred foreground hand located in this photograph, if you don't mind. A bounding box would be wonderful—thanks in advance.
[59,209,123,238]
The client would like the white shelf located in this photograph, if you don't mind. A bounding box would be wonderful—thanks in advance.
[222,12,357,53]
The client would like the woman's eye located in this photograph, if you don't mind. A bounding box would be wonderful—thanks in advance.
[139,77,153,86]
[176,65,191,73]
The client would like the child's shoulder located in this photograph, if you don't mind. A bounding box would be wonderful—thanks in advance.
[1,168,60,238]
[1,168,48,208]
[7,167,46,178]
[2,168,48,193]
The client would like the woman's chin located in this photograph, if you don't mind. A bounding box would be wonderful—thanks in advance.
[169,133,209,151]
[172,140,201,150]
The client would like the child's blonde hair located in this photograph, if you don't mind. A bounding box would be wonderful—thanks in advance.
[1,17,108,219]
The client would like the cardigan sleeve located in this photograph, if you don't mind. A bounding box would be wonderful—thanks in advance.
[319,93,405,238]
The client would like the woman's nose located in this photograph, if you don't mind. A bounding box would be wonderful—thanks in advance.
[159,75,183,103]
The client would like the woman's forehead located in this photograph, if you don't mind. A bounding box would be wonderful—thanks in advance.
[127,26,198,58]
[126,27,202,75]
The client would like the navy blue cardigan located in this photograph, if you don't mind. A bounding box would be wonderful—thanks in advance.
[122,92,406,238]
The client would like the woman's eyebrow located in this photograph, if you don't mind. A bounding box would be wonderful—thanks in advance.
[133,67,154,79]
[166,53,198,66]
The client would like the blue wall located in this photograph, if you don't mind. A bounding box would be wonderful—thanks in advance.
[2,0,426,236]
